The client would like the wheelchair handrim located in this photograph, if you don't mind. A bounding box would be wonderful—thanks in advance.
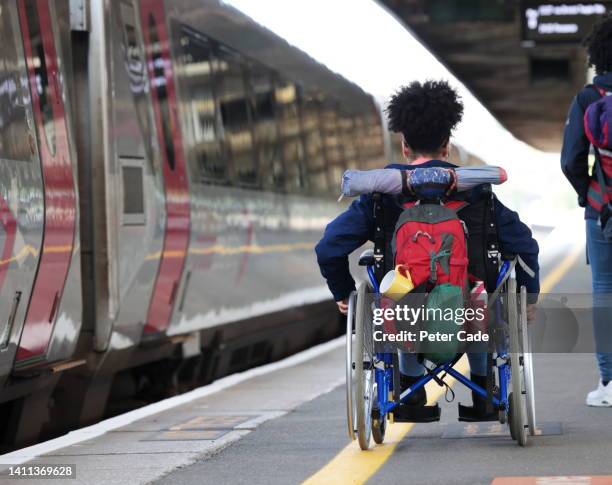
[355,282,374,450]
[508,278,529,446]
[346,291,357,440]
[520,286,537,435]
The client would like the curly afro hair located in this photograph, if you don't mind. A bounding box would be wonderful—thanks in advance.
[585,12,612,74]
[385,80,463,154]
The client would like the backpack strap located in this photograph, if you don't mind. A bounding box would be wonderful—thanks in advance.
[577,84,607,112]
[593,148,611,206]
[444,200,469,212]
[400,199,469,211]
[592,84,608,97]
[483,188,501,292]
[582,86,612,209]
[586,83,608,98]
[372,193,386,283]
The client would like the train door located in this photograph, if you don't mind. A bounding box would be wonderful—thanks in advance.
[89,0,167,349]
[13,0,81,366]
[139,0,190,336]
[0,0,44,381]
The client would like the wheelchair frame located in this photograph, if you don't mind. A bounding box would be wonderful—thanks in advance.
[345,203,537,450]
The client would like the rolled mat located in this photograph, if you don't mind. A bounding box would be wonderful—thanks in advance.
[340,165,507,197]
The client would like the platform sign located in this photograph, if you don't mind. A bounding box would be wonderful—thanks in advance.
[521,2,612,44]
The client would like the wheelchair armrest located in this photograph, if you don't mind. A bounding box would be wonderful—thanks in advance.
[358,248,376,267]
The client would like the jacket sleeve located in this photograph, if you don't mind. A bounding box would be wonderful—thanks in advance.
[494,199,540,302]
[560,93,593,206]
[315,195,374,301]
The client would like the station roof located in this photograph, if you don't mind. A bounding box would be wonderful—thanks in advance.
[379,0,595,152]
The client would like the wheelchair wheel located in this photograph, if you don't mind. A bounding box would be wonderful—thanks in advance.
[355,282,374,450]
[508,278,529,446]
[520,286,537,436]
[345,291,357,440]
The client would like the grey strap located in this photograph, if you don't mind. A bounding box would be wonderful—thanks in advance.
[516,255,536,279]
[488,256,535,307]
[594,148,611,206]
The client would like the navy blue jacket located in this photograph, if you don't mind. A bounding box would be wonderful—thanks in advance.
[315,160,540,302]
[561,72,612,219]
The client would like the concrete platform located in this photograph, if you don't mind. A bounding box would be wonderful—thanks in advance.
[0,339,345,485]
[2,222,609,485]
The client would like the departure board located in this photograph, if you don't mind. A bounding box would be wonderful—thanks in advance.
[521,2,612,43]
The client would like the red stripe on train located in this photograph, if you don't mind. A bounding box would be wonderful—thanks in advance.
[16,0,77,361]
[0,195,17,293]
[140,0,191,335]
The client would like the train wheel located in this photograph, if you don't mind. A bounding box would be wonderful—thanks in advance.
[355,282,374,450]
[520,286,537,436]
[345,291,357,440]
[508,278,529,446]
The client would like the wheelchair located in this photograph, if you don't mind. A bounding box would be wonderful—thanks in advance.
[345,198,537,450]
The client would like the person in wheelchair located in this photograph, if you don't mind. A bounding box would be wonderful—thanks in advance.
[315,80,539,421]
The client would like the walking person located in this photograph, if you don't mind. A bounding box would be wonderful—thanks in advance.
[561,14,612,407]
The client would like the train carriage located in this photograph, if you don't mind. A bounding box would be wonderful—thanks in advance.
[0,0,391,449]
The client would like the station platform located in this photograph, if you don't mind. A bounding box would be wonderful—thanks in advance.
[1,222,611,485]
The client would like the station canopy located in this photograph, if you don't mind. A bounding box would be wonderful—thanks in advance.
[380,0,611,152]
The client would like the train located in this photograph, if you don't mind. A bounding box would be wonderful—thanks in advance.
[0,0,393,449]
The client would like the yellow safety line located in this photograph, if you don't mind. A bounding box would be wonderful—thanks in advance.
[0,243,78,267]
[303,245,584,485]
[143,241,316,261]
[0,244,37,266]
[302,357,470,485]
[540,242,584,293]
[0,241,315,266]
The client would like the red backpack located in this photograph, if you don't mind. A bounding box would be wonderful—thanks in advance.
[391,201,469,289]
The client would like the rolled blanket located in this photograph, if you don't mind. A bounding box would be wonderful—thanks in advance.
[456,166,508,191]
[340,165,507,197]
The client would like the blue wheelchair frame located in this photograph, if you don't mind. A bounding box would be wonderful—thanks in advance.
[365,260,513,418]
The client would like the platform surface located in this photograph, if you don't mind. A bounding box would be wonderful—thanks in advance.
[2,225,611,485]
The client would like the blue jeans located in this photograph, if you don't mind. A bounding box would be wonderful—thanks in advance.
[399,352,488,377]
[587,218,612,382]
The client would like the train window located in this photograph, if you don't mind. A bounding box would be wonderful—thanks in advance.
[215,46,258,187]
[0,4,31,162]
[117,2,154,163]
[177,27,226,182]
[301,95,328,192]
[23,1,56,157]
[275,81,307,191]
[147,12,176,172]
[121,160,146,225]
[248,65,283,189]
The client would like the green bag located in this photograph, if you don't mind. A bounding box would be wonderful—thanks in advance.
[421,284,463,364]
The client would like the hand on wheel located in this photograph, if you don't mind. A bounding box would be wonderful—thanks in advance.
[526,303,537,322]
[337,299,349,315]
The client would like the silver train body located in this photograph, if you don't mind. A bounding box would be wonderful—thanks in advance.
[0,0,387,447]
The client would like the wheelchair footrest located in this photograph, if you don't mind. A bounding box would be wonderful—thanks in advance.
[457,403,498,422]
[393,403,441,423]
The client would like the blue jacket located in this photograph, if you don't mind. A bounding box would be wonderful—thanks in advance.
[315,160,540,302]
[561,72,612,220]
